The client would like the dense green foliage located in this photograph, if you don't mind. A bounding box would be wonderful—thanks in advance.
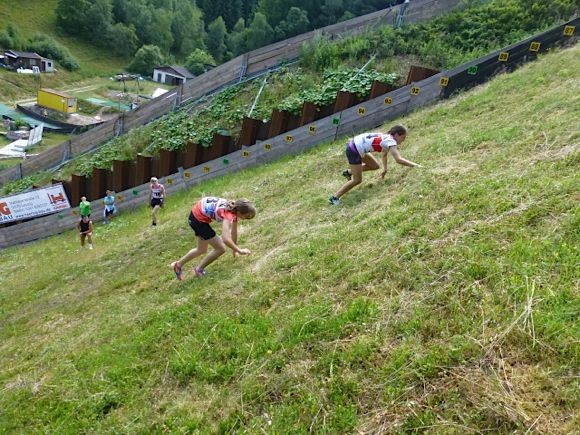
[300,0,580,70]
[52,0,406,72]
[0,46,578,433]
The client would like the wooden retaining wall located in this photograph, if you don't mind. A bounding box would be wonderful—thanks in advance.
[0,18,576,249]
[0,0,462,187]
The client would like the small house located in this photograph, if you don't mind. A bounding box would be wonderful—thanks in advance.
[152,66,195,86]
[37,88,77,114]
[3,50,55,72]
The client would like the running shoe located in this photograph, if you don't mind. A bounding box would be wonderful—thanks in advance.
[329,196,340,205]
[194,267,207,277]
[172,262,183,281]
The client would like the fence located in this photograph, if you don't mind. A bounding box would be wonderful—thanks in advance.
[1,18,576,249]
[0,0,462,187]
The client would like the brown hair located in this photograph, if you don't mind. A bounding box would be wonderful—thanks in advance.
[388,125,408,136]
[229,198,256,219]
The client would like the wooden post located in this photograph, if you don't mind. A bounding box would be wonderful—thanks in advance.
[71,173,88,206]
[236,117,260,147]
[159,149,178,177]
[300,102,317,126]
[112,160,130,191]
[268,109,291,137]
[370,80,395,98]
[405,65,440,85]
[183,141,201,168]
[91,167,108,200]
[334,90,358,112]
[135,154,152,185]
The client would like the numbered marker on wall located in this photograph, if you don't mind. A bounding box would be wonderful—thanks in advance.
[203,166,210,173]
[264,143,272,151]
[332,117,340,125]
[117,194,123,201]
[440,77,449,87]
[498,52,509,62]
[308,125,316,134]
[242,150,250,158]
[132,189,139,196]
[184,172,191,179]
[166,178,173,185]
[384,97,392,105]
[563,25,575,36]
[223,158,230,164]
[529,41,541,52]
[411,87,420,95]
[285,135,294,143]
[467,65,478,75]
[357,107,366,116]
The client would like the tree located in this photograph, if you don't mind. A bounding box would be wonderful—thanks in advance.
[274,7,310,40]
[84,0,113,44]
[246,12,273,51]
[227,18,248,57]
[128,45,164,76]
[206,17,228,63]
[171,0,206,56]
[56,0,91,34]
[184,48,216,75]
[107,23,139,57]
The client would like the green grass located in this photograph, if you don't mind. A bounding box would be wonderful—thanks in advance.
[0,0,129,101]
[0,45,578,433]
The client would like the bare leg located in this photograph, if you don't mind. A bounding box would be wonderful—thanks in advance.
[151,205,161,224]
[197,236,227,270]
[335,154,380,198]
[176,237,210,267]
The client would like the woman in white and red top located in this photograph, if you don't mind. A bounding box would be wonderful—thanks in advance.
[171,197,256,280]
[149,177,166,226]
[329,125,421,205]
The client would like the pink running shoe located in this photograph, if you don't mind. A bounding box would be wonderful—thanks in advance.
[194,267,206,277]
[171,262,183,281]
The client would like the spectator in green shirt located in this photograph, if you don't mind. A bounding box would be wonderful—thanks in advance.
[79,196,91,217]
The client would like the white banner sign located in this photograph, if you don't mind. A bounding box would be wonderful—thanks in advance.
[0,184,71,223]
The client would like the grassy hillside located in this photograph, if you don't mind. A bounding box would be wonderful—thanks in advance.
[0,44,578,433]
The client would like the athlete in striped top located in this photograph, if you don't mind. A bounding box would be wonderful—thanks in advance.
[329,125,421,205]
[170,197,256,280]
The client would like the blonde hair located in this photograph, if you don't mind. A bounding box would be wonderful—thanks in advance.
[228,198,256,219]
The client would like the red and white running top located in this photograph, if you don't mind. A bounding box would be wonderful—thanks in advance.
[150,183,164,198]
[353,132,397,156]
[192,197,237,224]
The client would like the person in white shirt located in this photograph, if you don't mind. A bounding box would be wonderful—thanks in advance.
[329,125,421,205]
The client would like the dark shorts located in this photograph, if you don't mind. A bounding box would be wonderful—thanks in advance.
[151,198,164,208]
[188,211,216,240]
[345,140,362,165]
[104,207,116,217]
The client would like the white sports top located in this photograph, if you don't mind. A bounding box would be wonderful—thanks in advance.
[353,132,397,156]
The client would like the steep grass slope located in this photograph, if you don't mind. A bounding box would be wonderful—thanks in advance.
[0,45,578,433]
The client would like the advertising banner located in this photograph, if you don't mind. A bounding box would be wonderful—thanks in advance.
[0,184,71,223]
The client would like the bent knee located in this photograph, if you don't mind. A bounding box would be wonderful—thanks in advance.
[214,246,226,255]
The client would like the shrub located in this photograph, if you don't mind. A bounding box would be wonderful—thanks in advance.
[25,33,79,71]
